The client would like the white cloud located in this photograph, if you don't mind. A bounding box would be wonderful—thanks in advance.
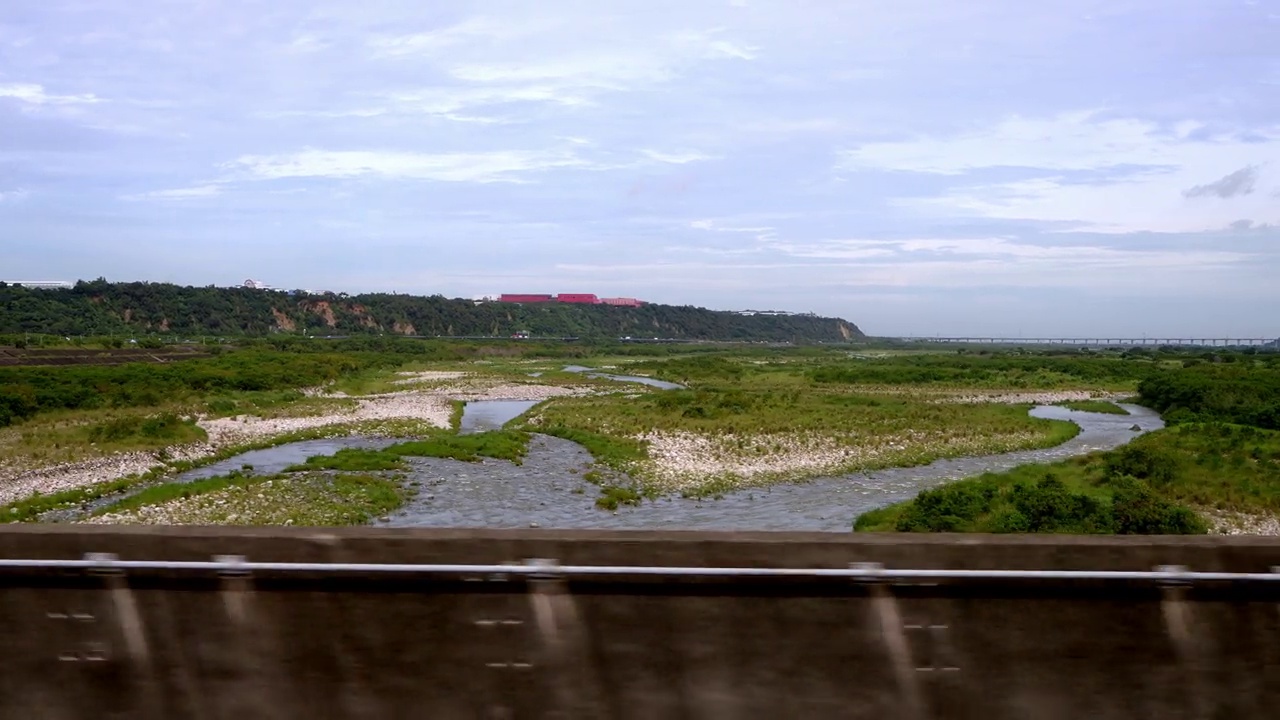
[366,15,758,121]
[838,112,1185,175]
[707,40,758,60]
[690,219,773,233]
[0,189,29,203]
[0,83,102,105]
[287,35,329,53]
[840,112,1280,232]
[223,148,597,183]
[369,16,546,57]
[124,185,222,201]
[643,149,715,164]
[556,232,1254,293]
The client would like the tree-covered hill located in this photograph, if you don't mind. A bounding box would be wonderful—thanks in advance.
[0,280,864,343]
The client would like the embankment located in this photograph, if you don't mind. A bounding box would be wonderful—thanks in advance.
[0,527,1277,719]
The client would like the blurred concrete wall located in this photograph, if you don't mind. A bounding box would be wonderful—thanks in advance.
[1,526,1278,719]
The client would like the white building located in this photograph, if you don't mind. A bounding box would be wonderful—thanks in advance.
[3,280,73,289]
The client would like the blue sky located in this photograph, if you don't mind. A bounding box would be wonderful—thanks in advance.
[2,0,1278,337]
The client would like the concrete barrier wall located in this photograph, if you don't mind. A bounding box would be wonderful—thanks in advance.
[1,527,1279,719]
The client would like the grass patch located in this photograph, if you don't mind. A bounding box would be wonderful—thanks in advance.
[82,412,207,445]
[449,400,466,431]
[90,472,406,526]
[1,407,209,468]
[97,470,259,516]
[533,425,648,471]
[285,448,407,473]
[595,485,643,511]
[387,429,530,464]
[854,422,1280,534]
[1,476,146,523]
[1053,400,1129,415]
[527,368,1081,493]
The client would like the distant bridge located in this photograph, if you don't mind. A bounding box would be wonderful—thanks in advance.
[891,337,1278,348]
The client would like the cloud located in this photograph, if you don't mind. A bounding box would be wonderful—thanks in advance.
[368,16,544,57]
[0,189,29,203]
[123,185,222,201]
[364,15,758,122]
[642,149,715,164]
[845,112,1280,232]
[222,148,598,183]
[1183,166,1259,199]
[837,112,1184,175]
[0,83,102,106]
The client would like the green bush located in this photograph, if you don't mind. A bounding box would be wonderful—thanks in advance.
[1103,445,1179,486]
[84,413,200,443]
[1110,475,1208,534]
[894,481,996,532]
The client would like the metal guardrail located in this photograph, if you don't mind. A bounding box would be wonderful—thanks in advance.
[0,554,1277,583]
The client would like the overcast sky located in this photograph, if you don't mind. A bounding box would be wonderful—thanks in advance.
[2,1,1278,337]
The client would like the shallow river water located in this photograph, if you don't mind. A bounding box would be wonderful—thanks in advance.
[136,375,1160,532]
[376,403,1162,532]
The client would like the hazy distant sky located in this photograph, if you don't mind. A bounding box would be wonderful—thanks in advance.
[2,1,1278,336]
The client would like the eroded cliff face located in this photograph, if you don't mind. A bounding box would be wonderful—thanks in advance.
[271,308,296,332]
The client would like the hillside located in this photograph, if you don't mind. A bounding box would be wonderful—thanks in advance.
[0,280,863,343]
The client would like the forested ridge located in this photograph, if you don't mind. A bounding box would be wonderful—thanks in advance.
[0,280,863,342]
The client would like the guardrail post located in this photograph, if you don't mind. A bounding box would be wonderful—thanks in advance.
[853,562,927,720]
[1157,564,1208,720]
[468,560,528,720]
[214,554,284,720]
[84,552,165,719]
[526,558,607,719]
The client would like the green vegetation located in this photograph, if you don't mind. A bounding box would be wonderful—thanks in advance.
[810,354,1150,390]
[7,410,209,463]
[1053,400,1129,415]
[595,485,643,511]
[99,469,261,515]
[2,476,145,523]
[92,472,405,525]
[856,469,1204,535]
[535,425,648,471]
[527,353,1083,494]
[0,279,861,342]
[282,430,533,470]
[387,430,531,464]
[285,448,407,473]
[855,422,1280,534]
[1138,363,1280,429]
[0,349,407,427]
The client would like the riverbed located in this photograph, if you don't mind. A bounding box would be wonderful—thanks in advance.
[372,404,1160,532]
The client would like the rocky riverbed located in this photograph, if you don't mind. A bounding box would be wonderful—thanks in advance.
[374,404,1167,531]
[0,378,593,506]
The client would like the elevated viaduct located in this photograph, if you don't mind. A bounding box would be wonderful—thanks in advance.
[891,336,1277,348]
[2,527,1279,719]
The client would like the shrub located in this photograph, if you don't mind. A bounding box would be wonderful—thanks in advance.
[895,481,996,532]
[1003,477,1112,533]
[1103,444,1178,486]
[1110,476,1207,535]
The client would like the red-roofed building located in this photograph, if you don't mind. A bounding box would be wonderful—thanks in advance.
[601,297,643,307]
[556,293,601,304]
[499,294,554,303]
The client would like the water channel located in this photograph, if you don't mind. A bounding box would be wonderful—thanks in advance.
[118,369,1160,532]
[377,403,1161,532]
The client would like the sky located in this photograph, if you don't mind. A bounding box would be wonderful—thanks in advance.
[2,0,1278,337]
